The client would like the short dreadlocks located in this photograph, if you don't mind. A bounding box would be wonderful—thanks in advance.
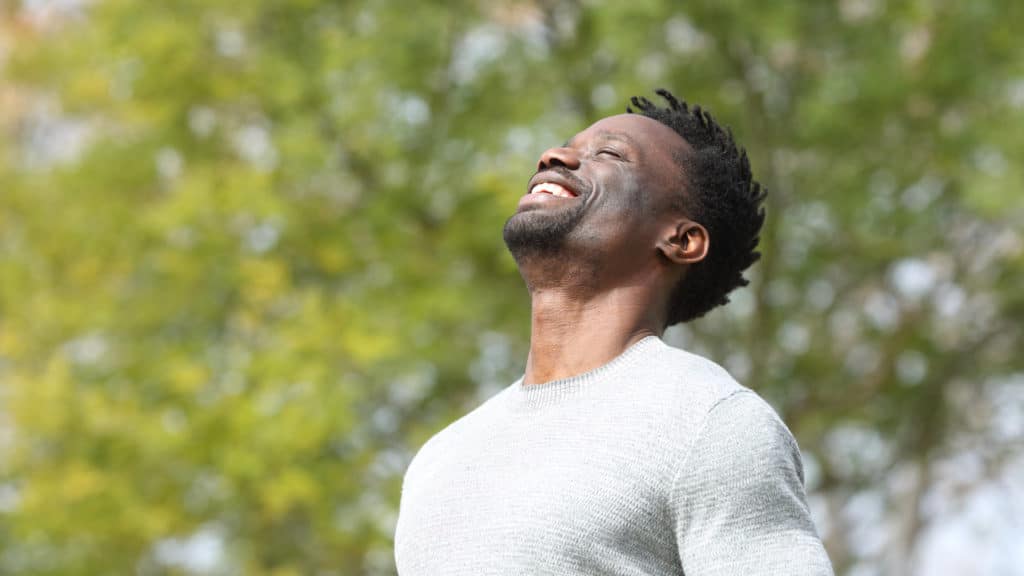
[627,89,767,326]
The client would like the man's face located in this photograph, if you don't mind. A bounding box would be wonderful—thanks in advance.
[503,114,690,265]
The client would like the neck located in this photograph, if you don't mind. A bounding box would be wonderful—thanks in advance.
[523,284,665,385]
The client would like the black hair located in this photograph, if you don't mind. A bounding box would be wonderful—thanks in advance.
[627,89,767,326]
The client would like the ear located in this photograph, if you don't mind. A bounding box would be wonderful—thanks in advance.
[657,221,708,265]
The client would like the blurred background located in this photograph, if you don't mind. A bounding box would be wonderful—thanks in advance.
[1,0,1022,574]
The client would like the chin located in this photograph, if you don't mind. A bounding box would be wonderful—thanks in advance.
[504,195,589,258]
[504,213,569,259]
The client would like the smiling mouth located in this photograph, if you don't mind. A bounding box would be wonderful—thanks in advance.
[529,182,578,198]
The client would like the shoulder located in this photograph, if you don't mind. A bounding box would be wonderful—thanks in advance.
[637,338,751,415]
[637,339,803,479]
[676,390,805,491]
[703,391,801,459]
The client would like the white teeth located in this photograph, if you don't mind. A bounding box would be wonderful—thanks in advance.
[530,182,576,198]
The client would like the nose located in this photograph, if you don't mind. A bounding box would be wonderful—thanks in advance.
[537,146,580,171]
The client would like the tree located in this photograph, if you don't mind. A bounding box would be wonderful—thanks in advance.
[1,0,1022,574]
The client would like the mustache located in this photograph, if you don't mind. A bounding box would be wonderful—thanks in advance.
[532,167,588,197]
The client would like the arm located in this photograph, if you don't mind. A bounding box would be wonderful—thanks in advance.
[673,391,833,576]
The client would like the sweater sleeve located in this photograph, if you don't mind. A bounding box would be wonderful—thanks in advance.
[672,391,833,576]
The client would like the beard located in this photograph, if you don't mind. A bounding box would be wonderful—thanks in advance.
[502,201,587,263]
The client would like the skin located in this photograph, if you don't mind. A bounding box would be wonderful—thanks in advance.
[504,114,710,385]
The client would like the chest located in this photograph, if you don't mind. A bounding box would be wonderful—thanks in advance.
[395,422,681,575]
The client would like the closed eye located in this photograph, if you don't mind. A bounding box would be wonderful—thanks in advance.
[597,148,623,159]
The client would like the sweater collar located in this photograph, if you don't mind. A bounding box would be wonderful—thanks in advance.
[510,335,663,409]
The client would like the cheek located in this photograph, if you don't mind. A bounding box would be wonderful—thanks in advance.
[599,169,649,214]
[587,183,651,241]
[636,172,681,217]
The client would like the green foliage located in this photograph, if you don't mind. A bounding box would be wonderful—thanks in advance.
[1,0,1022,574]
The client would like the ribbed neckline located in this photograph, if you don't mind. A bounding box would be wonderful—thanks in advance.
[509,335,664,410]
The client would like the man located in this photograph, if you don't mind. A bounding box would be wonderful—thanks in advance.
[394,89,833,575]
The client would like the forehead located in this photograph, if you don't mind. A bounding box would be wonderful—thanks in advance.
[571,113,691,160]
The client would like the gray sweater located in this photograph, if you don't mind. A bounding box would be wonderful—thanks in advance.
[394,336,833,575]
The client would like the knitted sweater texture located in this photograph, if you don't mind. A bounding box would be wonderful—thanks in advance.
[394,336,833,575]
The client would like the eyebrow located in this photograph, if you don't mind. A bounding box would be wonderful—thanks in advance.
[595,130,638,145]
[565,130,638,148]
